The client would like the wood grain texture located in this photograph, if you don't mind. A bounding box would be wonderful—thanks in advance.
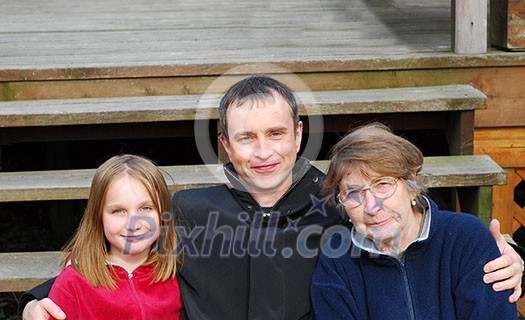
[0,155,506,202]
[491,0,525,51]
[0,85,485,127]
[0,0,452,81]
[452,0,487,54]
[474,127,525,167]
[499,169,525,234]
[0,251,63,292]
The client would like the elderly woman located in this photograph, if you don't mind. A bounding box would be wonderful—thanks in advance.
[310,123,517,319]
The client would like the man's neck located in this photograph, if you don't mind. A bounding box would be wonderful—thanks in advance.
[251,187,288,207]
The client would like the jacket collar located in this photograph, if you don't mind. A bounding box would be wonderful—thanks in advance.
[223,157,324,216]
[107,262,155,278]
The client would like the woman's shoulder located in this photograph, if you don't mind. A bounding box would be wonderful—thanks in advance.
[433,209,487,229]
[426,196,486,230]
[430,207,493,245]
[319,226,354,260]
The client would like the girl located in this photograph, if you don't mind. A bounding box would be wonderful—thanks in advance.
[49,154,181,319]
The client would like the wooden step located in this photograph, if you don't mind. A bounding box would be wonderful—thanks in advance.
[0,155,507,292]
[0,85,484,127]
[0,84,486,156]
[0,155,505,202]
[0,251,63,293]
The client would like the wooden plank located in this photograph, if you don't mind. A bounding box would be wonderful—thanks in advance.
[0,85,485,128]
[2,52,525,83]
[518,297,525,320]
[0,94,221,127]
[0,251,63,292]
[476,98,525,128]
[452,0,487,54]
[457,186,493,224]
[0,0,523,83]
[517,169,525,180]
[0,0,454,80]
[0,164,228,202]
[513,218,522,234]
[0,0,448,33]
[474,127,525,168]
[3,61,525,104]
[417,155,507,187]
[0,155,506,202]
[491,0,525,51]
[446,109,475,155]
[497,169,525,234]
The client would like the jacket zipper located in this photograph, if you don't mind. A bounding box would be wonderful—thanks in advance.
[127,271,146,319]
[267,175,303,215]
[399,260,416,320]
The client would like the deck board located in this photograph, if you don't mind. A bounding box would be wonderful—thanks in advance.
[0,0,452,79]
[0,156,507,202]
[0,85,485,127]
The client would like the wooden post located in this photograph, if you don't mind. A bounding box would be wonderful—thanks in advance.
[491,0,525,51]
[217,121,229,164]
[457,186,493,225]
[446,110,475,155]
[452,0,488,54]
[500,169,525,234]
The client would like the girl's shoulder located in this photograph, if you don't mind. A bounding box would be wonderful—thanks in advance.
[53,264,93,292]
[56,264,83,280]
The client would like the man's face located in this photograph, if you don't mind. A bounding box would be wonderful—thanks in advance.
[220,92,303,204]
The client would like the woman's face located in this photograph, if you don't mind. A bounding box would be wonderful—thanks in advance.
[338,169,419,252]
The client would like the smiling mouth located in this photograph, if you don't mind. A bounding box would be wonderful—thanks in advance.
[367,218,390,227]
[123,233,148,241]
[253,163,278,172]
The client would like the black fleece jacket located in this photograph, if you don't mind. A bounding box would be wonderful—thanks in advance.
[175,158,344,319]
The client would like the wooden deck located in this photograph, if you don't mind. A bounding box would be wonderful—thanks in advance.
[1,0,524,126]
[1,0,523,80]
[0,0,453,79]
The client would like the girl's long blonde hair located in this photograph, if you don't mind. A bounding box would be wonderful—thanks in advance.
[62,154,178,289]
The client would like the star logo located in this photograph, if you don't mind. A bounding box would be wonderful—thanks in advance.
[285,217,300,232]
[306,194,330,217]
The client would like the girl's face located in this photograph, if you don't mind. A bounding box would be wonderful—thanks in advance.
[102,174,160,266]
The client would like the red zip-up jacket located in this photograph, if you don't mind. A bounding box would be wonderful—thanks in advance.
[49,263,181,319]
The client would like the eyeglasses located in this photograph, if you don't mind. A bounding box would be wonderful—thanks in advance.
[338,177,398,209]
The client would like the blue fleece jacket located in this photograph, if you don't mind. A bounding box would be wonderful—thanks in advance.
[310,196,517,320]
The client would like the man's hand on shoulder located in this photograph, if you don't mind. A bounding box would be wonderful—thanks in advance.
[23,298,65,320]
[483,219,523,303]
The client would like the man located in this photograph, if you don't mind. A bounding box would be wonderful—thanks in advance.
[20,76,524,319]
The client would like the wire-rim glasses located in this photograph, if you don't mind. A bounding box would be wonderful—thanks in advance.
[338,177,399,209]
